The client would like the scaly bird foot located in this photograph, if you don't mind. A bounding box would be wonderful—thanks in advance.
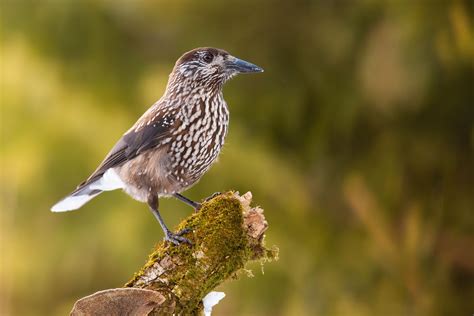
[165,228,192,245]
[194,192,222,213]
[191,201,202,212]
[203,192,222,203]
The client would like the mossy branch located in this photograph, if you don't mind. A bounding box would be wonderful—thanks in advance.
[71,192,277,315]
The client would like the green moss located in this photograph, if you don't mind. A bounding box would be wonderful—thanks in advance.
[124,192,267,315]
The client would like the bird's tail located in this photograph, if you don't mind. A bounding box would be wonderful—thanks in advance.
[51,169,124,212]
[51,184,102,212]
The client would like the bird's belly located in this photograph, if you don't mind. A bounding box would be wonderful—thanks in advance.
[115,142,223,201]
[115,147,180,202]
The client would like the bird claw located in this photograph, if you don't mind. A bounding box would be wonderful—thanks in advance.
[194,192,221,213]
[176,228,191,236]
[203,192,222,203]
[191,201,202,212]
[165,229,193,245]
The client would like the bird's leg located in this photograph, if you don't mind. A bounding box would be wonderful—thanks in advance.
[147,195,192,245]
[173,193,201,211]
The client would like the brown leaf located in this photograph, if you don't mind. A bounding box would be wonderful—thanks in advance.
[71,288,166,316]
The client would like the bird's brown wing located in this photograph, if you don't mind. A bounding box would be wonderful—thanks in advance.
[73,107,179,192]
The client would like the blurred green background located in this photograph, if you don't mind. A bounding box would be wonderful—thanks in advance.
[1,0,473,315]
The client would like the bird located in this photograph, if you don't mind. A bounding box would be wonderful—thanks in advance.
[51,47,263,245]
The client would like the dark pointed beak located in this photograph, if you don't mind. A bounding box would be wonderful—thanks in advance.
[226,56,264,73]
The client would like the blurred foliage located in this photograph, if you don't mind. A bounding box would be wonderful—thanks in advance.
[1,0,473,315]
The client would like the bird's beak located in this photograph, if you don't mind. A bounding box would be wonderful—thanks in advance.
[226,56,264,73]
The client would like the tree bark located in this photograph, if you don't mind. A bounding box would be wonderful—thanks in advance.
[71,191,276,315]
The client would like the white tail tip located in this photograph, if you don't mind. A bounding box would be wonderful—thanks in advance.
[51,194,98,212]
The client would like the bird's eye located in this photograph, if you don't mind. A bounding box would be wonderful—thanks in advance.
[202,53,213,63]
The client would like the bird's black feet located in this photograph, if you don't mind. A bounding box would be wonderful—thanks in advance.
[203,191,222,203]
[191,201,202,211]
[165,228,192,245]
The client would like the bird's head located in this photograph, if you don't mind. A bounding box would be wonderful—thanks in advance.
[170,47,263,89]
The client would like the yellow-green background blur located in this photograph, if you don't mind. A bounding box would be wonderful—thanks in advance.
[1,1,473,315]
